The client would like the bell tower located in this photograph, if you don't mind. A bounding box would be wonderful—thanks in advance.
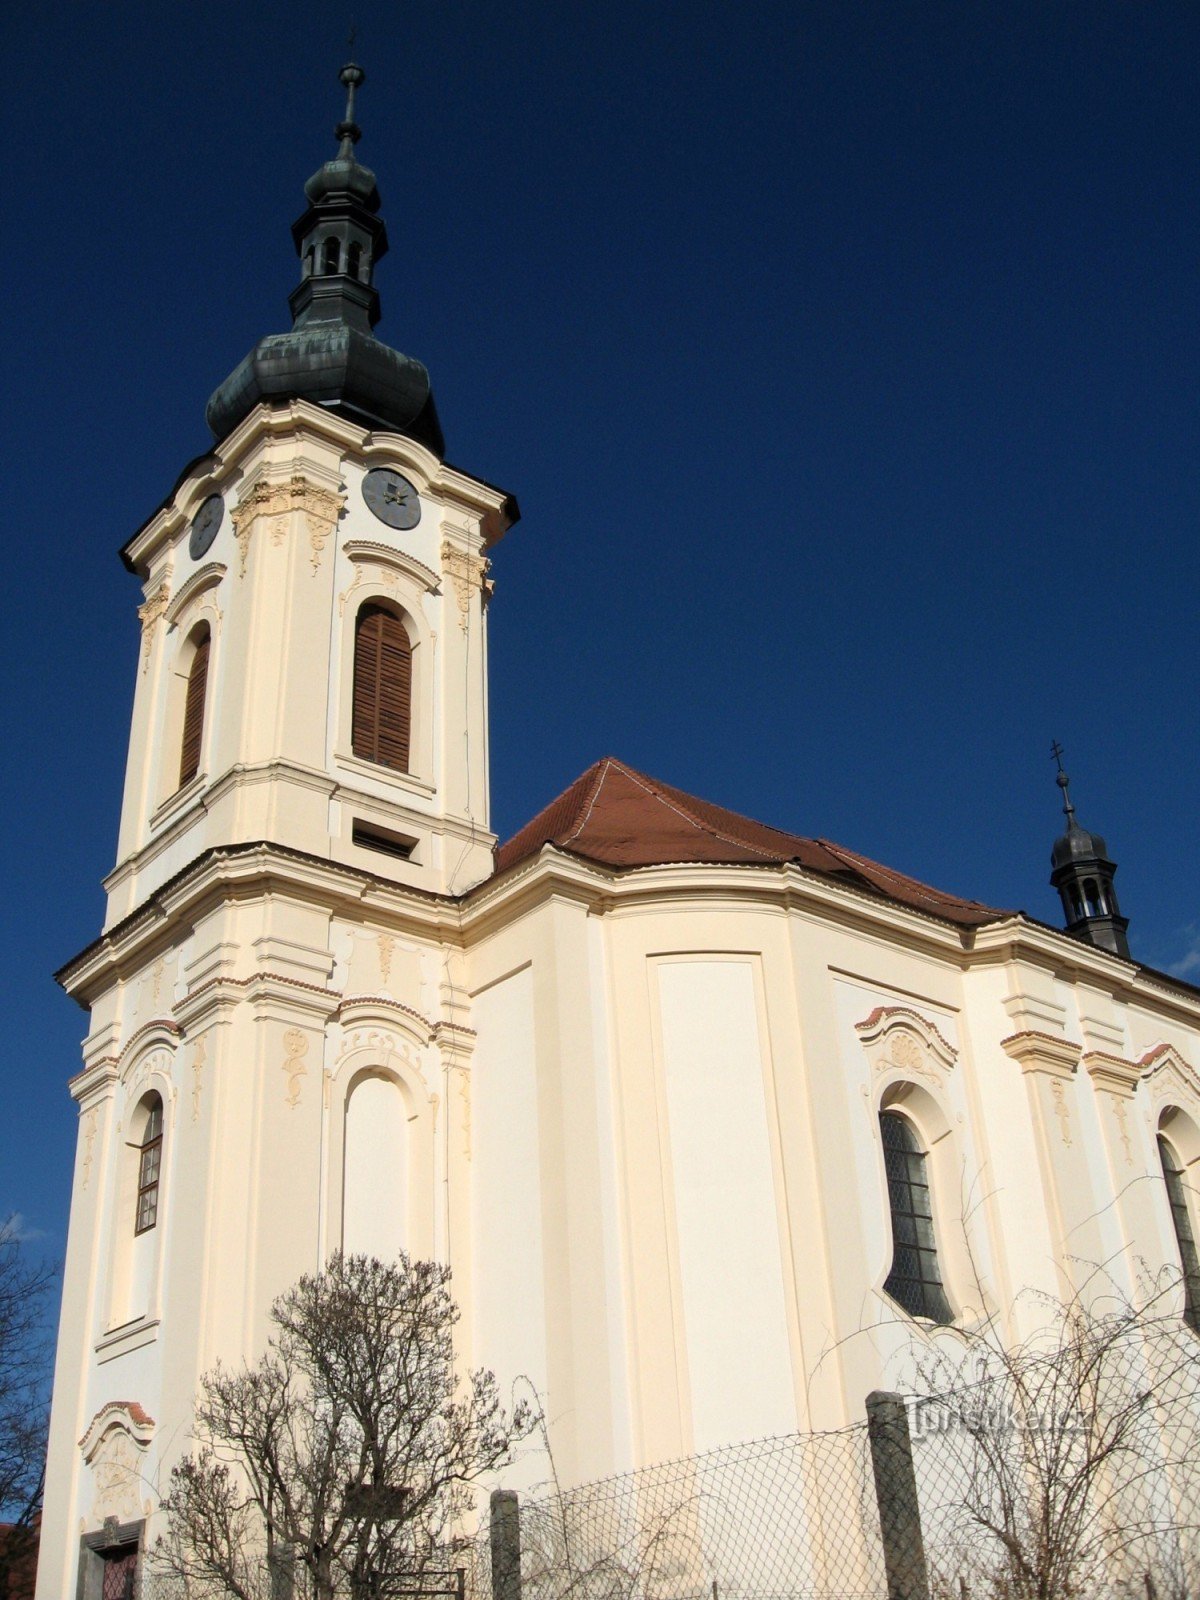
[107,62,516,924]
[38,70,517,1597]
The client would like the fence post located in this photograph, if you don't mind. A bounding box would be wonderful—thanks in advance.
[866,1390,929,1600]
[490,1488,521,1600]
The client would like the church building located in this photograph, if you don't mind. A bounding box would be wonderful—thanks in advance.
[37,66,1200,1600]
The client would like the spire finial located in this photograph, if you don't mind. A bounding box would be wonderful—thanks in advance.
[1050,739,1078,827]
[335,58,365,159]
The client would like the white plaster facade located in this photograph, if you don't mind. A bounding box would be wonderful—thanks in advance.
[37,396,1200,1596]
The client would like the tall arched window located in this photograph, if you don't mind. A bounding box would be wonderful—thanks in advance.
[880,1110,952,1323]
[352,604,412,772]
[1158,1135,1200,1332]
[347,241,363,279]
[323,237,341,274]
[135,1095,164,1235]
[178,628,210,787]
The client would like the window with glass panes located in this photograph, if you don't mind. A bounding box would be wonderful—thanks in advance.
[135,1098,163,1235]
[1158,1136,1200,1333]
[880,1110,952,1323]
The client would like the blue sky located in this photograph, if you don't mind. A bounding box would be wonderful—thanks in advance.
[2,1,1199,1260]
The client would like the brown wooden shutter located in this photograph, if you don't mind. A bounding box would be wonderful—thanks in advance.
[352,604,411,771]
[178,633,210,787]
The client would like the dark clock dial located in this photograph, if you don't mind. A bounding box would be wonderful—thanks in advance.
[189,494,224,560]
[363,467,422,530]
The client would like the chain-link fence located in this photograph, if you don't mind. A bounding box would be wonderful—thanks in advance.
[471,1427,889,1600]
[137,1307,1200,1600]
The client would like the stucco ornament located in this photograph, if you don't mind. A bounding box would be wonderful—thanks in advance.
[282,1028,310,1109]
[441,542,490,633]
[230,475,344,576]
[855,1005,957,1087]
[136,581,170,671]
[191,1034,207,1122]
[80,1109,98,1190]
[1051,1078,1073,1146]
[79,1404,154,1529]
[376,932,395,986]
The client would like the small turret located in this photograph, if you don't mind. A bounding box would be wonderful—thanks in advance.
[1048,742,1130,960]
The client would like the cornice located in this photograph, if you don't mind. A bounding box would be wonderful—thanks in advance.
[1000,1030,1082,1078]
[1081,1049,1141,1098]
[61,841,462,1007]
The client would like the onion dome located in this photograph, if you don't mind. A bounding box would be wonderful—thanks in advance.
[206,64,444,455]
[1048,743,1130,960]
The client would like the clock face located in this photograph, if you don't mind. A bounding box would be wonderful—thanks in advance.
[189,494,224,560]
[363,467,422,531]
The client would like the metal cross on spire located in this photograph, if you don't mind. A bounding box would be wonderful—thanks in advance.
[1050,740,1078,826]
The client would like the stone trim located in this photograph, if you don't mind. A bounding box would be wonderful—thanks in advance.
[1000,1030,1082,1078]
[1081,1049,1141,1098]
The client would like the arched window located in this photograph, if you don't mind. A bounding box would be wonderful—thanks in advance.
[1158,1135,1200,1332]
[347,241,363,279]
[323,237,341,274]
[135,1095,164,1235]
[304,246,315,277]
[178,627,210,787]
[880,1110,952,1323]
[352,604,412,772]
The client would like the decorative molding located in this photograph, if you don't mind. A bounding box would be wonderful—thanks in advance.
[190,1034,207,1123]
[341,539,439,597]
[1000,1030,1082,1079]
[116,1018,181,1074]
[1081,1049,1140,1098]
[136,581,170,671]
[1112,1095,1134,1166]
[281,1028,309,1109]
[1140,1043,1200,1119]
[855,1004,957,1085]
[376,932,395,986]
[79,1401,155,1456]
[79,1402,155,1528]
[122,1048,173,1102]
[453,1062,472,1162]
[230,475,344,577]
[1050,1078,1073,1146]
[440,542,490,633]
[334,994,435,1044]
[165,562,226,625]
[80,1109,98,1190]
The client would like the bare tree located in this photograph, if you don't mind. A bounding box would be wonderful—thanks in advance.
[906,1270,1200,1600]
[156,1252,532,1600]
[0,1217,56,1588]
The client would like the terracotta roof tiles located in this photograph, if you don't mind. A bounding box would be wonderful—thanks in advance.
[494,757,1009,930]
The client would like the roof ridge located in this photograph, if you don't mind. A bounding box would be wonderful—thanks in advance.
[814,836,997,911]
[562,757,621,846]
[599,758,803,861]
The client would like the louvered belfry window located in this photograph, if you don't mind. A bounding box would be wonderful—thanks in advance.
[353,604,412,772]
[178,631,210,787]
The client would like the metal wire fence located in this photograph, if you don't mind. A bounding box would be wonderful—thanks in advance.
[138,1308,1200,1600]
[470,1427,889,1600]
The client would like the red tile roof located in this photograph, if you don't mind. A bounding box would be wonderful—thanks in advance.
[494,757,1010,929]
